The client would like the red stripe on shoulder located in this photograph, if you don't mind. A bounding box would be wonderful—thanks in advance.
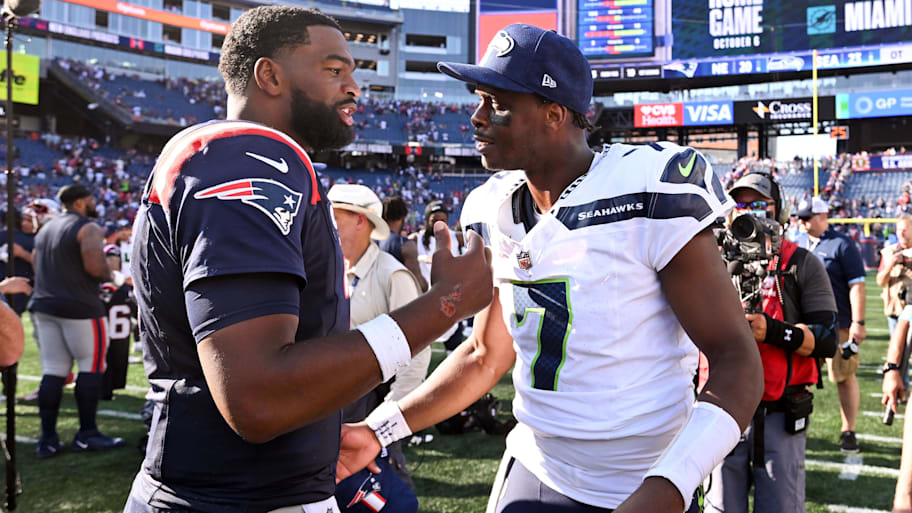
[147,122,321,208]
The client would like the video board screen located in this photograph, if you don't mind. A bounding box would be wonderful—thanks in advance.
[578,0,655,59]
[573,0,912,81]
[672,0,912,60]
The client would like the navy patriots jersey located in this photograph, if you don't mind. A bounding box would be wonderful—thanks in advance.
[130,120,349,511]
[100,282,136,343]
[100,282,135,396]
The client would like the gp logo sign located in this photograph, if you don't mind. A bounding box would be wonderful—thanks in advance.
[836,89,912,119]
[634,103,683,128]
[683,101,734,126]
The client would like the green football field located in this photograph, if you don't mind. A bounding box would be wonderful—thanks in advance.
[0,272,904,512]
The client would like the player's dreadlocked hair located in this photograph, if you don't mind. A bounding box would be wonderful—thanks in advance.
[572,110,599,132]
[219,6,342,96]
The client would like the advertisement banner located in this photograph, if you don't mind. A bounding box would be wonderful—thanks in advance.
[872,154,912,170]
[671,0,912,60]
[634,102,683,127]
[17,17,220,63]
[59,0,230,34]
[854,154,912,171]
[683,100,734,126]
[734,96,835,124]
[0,52,40,105]
[836,89,912,119]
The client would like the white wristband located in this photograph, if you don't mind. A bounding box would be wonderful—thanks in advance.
[356,314,411,383]
[365,401,413,448]
[643,401,742,511]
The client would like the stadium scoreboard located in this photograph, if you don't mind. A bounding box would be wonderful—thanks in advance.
[564,0,912,82]
[577,0,655,59]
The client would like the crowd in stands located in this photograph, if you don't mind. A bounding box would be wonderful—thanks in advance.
[56,59,226,127]
[0,135,151,228]
[159,76,228,119]
[350,98,476,144]
[53,59,606,147]
[0,131,483,234]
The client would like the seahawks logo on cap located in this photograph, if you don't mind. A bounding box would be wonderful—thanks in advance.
[489,31,514,57]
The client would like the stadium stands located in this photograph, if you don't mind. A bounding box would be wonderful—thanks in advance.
[53,59,479,143]
[9,59,912,231]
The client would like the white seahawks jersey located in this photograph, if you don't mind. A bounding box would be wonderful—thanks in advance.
[461,142,734,508]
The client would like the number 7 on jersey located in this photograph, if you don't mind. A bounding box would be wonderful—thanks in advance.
[510,279,573,391]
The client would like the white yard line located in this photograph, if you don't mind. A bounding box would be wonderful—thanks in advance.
[838,454,865,480]
[18,374,147,393]
[857,433,904,445]
[97,409,142,420]
[0,435,38,444]
[807,459,899,477]
[863,410,904,419]
[828,505,891,513]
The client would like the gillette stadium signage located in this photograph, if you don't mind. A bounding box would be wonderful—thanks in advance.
[734,97,835,124]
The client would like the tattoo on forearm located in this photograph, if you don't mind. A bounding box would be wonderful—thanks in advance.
[439,285,463,317]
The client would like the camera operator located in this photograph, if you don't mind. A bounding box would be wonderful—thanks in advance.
[795,197,867,453]
[877,215,912,336]
[706,173,837,513]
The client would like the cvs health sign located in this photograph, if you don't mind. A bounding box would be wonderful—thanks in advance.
[683,101,733,126]
[634,103,683,128]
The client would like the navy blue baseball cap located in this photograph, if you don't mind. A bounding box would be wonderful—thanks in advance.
[438,24,593,116]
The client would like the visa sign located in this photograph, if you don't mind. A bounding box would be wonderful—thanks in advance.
[683,101,734,126]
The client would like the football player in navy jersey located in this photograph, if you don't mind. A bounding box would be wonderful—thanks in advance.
[100,244,136,400]
[124,6,493,513]
[338,24,763,513]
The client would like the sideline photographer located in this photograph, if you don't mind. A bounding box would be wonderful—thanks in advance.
[877,215,912,336]
[706,173,837,513]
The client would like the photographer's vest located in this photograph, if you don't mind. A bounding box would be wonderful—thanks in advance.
[881,243,912,317]
[759,239,819,402]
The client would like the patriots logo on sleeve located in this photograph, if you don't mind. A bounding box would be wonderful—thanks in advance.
[347,474,387,511]
[194,178,303,235]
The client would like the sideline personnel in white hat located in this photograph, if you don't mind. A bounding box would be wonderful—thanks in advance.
[328,184,428,491]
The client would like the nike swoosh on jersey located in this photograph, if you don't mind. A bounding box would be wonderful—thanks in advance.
[678,153,697,177]
[246,152,289,173]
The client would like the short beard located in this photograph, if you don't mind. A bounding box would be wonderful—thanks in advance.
[290,87,354,153]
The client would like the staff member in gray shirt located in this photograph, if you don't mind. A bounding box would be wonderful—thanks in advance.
[29,184,125,459]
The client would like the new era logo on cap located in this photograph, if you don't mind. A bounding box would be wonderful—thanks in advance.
[542,74,557,88]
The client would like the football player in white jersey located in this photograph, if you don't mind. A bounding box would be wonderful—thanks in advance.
[338,24,763,513]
